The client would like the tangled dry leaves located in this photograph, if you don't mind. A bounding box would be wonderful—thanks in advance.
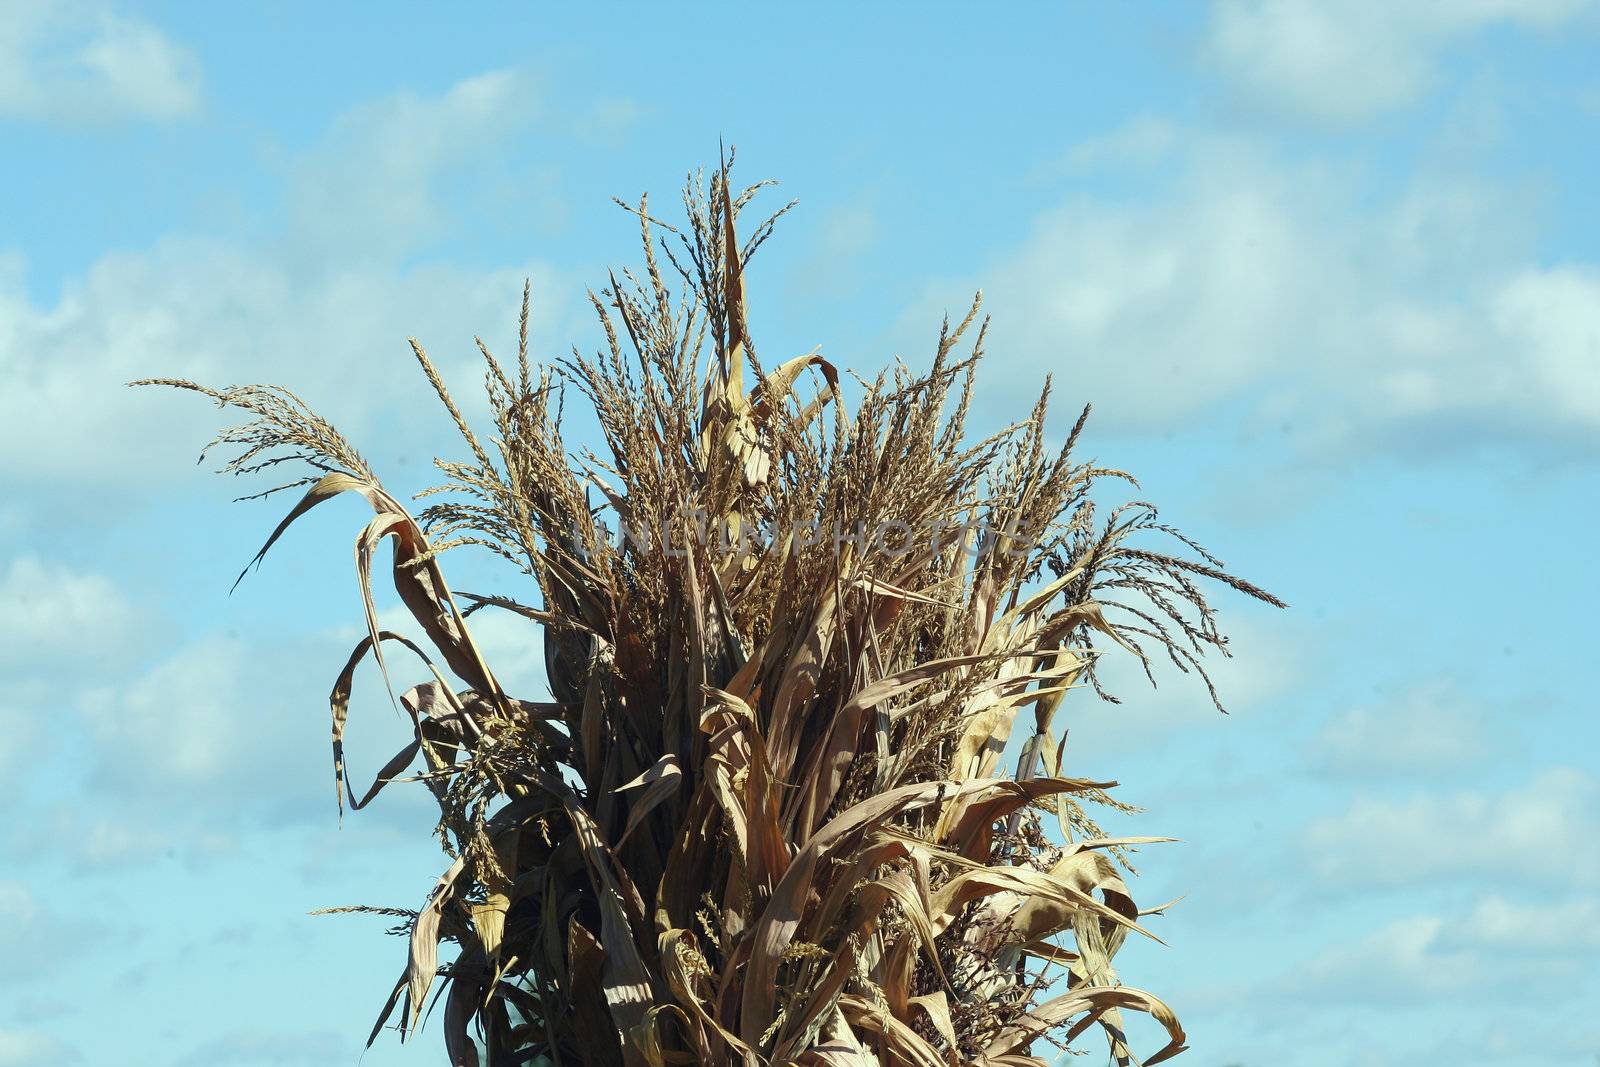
[138,155,1283,1067]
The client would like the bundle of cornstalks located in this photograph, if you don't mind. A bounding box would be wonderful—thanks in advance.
[140,158,1281,1067]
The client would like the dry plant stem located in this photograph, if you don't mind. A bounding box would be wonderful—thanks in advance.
[137,155,1283,1067]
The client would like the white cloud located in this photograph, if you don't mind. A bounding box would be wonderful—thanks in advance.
[574,97,645,143]
[75,628,386,802]
[0,556,153,780]
[0,1028,75,1067]
[0,0,200,123]
[77,633,295,789]
[1057,613,1303,763]
[0,70,569,495]
[1305,767,1600,888]
[1201,0,1596,124]
[789,197,882,301]
[289,70,539,263]
[1444,893,1600,954]
[457,606,551,698]
[1308,680,1489,778]
[0,879,101,989]
[0,562,531,868]
[931,128,1600,454]
[0,881,38,928]
[1059,115,1178,173]
[0,586,450,862]
[42,607,456,860]
[1296,914,1484,1004]
[172,1028,349,1067]
[1492,266,1600,427]
[1289,895,1600,1015]
[0,555,145,672]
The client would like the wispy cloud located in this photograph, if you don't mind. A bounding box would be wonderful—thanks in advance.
[1049,613,1304,777]
[922,126,1600,458]
[1304,767,1600,887]
[1293,914,1485,1005]
[1201,0,1596,125]
[0,881,108,990]
[1307,680,1491,778]
[1057,115,1178,173]
[1442,893,1600,955]
[0,1027,78,1067]
[1281,891,1600,1011]
[0,70,567,497]
[171,1027,350,1067]
[0,555,155,781]
[3,600,445,870]
[0,0,201,123]
[288,69,540,263]
[0,555,148,673]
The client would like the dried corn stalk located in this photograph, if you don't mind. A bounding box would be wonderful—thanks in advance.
[140,156,1282,1067]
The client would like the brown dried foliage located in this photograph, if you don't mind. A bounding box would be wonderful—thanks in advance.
[138,157,1283,1067]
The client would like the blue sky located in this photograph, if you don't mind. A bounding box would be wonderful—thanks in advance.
[2,2,1598,1065]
